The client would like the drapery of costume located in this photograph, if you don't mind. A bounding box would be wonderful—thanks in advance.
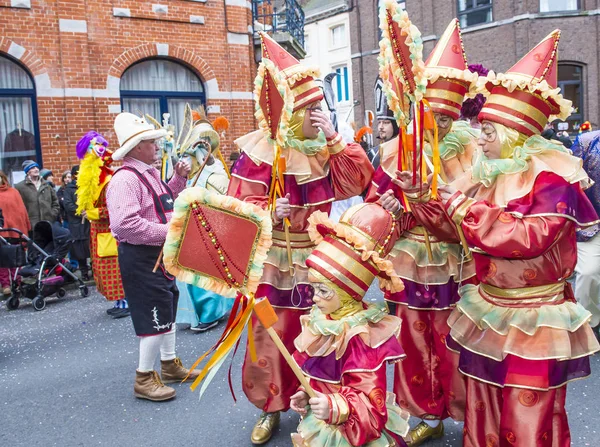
[87,185,125,301]
[409,155,600,445]
[228,130,373,412]
[292,306,409,447]
[365,121,480,421]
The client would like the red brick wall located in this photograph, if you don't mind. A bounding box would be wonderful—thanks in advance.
[350,0,600,130]
[0,0,257,174]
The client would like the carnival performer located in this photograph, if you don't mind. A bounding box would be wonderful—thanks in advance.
[396,30,600,446]
[289,203,409,447]
[368,5,479,444]
[228,33,374,444]
[106,112,200,402]
[175,109,233,332]
[75,131,127,317]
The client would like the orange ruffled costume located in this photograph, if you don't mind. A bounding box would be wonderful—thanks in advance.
[228,33,373,413]
[409,30,600,447]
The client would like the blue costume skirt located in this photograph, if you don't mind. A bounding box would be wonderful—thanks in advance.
[176,281,233,326]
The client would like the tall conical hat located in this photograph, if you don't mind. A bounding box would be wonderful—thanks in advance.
[478,29,572,136]
[254,32,324,147]
[424,19,478,120]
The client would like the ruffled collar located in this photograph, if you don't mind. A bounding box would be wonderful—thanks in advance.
[454,135,591,207]
[294,303,401,360]
[234,130,331,185]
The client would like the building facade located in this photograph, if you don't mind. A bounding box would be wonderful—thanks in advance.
[0,0,257,183]
[301,0,354,122]
[350,0,600,133]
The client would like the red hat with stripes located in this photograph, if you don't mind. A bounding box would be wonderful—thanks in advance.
[478,29,572,136]
[306,203,403,301]
[424,19,478,120]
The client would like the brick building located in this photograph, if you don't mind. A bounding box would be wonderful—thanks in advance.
[0,0,257,183]
[350,0,600,134]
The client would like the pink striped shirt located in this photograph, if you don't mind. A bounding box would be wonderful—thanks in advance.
[106,157,186,246]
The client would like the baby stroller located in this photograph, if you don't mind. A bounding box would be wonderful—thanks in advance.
[0,220,90,311]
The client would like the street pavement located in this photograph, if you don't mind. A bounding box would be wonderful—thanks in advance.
[1,286,600,447]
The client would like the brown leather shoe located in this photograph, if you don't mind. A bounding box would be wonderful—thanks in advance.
[251,411,280,445]
[134,370,176,402]
[160,357,201,384]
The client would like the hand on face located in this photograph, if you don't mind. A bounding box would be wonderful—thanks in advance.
[290,390,309,416]
[274,193,291,223]
[307,108,335,139]
[309,392,330,421]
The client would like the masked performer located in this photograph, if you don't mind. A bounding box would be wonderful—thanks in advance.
[228,33,374,444]
[289,202,408,447]
[368,4,479,444]
[397,30,600,446]
[175,108,233,331]
[75,131,127,316]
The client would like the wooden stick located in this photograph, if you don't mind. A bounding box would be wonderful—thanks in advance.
[264,325,316,398]
[422,228,434,262]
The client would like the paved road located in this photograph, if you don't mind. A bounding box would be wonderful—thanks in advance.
[1,287,599,446]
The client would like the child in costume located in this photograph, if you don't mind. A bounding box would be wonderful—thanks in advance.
[228,32,373,444]
[289,203,409,447]
[75,132,126,315]
[397,30,600,446]
[367,4,479,443]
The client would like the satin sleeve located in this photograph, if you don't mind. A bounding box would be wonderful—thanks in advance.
[334,368,388,446]
[226,174,270,210]
[449,196,568,258]
[410,199,461,243]
[328,135,374,200]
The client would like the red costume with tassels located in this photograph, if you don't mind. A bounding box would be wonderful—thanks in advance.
[227,33,373,426]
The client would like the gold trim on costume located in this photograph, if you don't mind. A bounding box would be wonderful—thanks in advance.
[307,255,369,296]
[428,102,461,116]
[480,282,564,300]
[482,108,540,135]
[487,93,549,128]
[425,88,465,106]
[451,197,476,225]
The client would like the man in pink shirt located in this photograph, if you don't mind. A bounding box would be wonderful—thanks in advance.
[106,112,199,402]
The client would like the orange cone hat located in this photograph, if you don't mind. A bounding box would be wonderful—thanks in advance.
[424,19,478,120]
[254,32,323,146]
[479,29,571,136]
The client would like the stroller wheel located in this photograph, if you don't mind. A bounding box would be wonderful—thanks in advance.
[32,296,46,311]
[56,288,67,299]
[6,296,20,310]
[80,286,90,298]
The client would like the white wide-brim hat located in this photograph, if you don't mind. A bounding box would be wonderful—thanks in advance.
[112,112,167,161]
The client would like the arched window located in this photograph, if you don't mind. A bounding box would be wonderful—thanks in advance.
[557,63,584,132]
[120,59,206,134]
[0,55,40,184]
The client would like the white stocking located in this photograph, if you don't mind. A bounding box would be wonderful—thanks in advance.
[138,334,164,372]
[160,327,176,361]
[423,419,441,428]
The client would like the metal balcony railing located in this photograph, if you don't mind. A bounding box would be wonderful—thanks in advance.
[252,0,305,48]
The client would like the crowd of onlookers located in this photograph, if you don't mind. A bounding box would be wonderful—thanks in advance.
[0,160,90,296]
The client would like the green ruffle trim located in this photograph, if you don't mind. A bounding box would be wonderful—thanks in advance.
[471,135,570,187]
[458,283,592,336]
[295,398,410,446]
[307,304,388,337]
[391,235,464,269]
[425,121,480,160]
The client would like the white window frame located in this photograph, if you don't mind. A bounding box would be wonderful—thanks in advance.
[329,24,347,50]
